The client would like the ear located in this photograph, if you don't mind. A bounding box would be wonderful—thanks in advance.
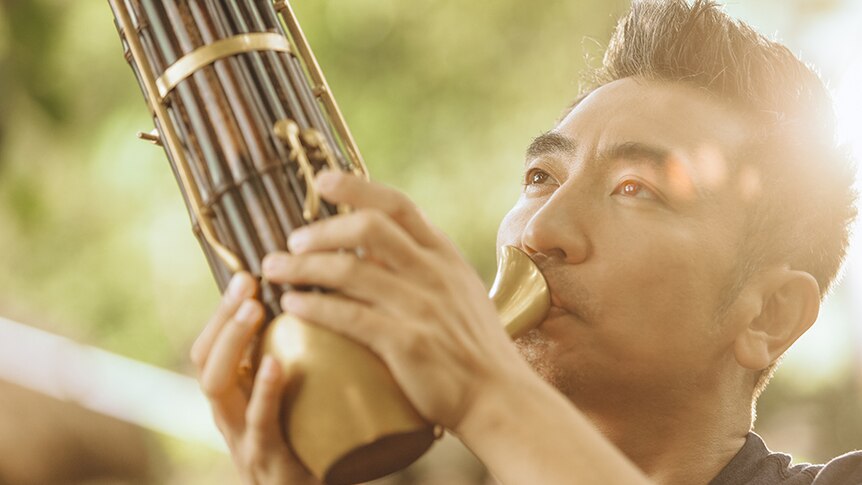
[733,269,820,371]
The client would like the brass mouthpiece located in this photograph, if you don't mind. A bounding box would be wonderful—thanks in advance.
[490,245,552,339]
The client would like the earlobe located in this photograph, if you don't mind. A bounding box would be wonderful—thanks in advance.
[733,270,820,371]
[733,329,772,371]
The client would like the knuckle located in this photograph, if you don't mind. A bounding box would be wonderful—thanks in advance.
[236,300,264,327]
[335,255,360,282]
[388,192,414,219]
[246,442,269,469]
[329,170,351,191]
[416,251,443,281]
[289,258,321,287]
[236,445,256,471]
[200,371,230,398]
[246,411,265,432]
[426,273,447,294]
[286,255,306,279]
[246,400,276,432]
[263,253,291,279]
[338,300,373,341]
[189,345,204,368]
[200,379,225,398]
[212,301,239,330]
[238,429,273,465]
[403,327,433,361]
[345,299,365,325]
[213,299,234,323]
[417,293,442,321]
[365,209,389,230]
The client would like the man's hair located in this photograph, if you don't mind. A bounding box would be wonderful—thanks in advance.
[583,0,857,399]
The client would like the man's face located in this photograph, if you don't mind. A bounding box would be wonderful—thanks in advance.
[497,77,756,406]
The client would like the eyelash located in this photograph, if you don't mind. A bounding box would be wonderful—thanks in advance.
[525,169,661,201]
[523,168,554,187]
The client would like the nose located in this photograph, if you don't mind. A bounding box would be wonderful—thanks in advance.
[521,186,591,264]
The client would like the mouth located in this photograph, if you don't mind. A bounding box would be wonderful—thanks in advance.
[538,268,584,322]
[522,249,588,324]
[546,304,571,319]
[549,292,566,309]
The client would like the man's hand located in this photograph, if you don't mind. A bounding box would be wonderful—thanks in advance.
[262,170,530,432]
[191,172,651,485]
[190,273,320,485]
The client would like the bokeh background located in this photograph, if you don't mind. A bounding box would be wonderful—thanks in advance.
[0,0,860,483]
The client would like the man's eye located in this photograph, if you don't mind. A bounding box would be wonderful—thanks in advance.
[612,179,658,200]
[524,169,552,186]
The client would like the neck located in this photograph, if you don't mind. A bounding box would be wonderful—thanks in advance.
[572,377,752,485]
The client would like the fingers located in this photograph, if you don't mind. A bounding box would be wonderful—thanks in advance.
[288,208,427,271]
[242,357,317,484]
[280,291,399,356]
[200,297,266,436]
[191,272,258,370]
[262,252,411,308]
[246,356,298,449]
[314,170,441,249]
[200,298,265,398]
[192,277,320,483]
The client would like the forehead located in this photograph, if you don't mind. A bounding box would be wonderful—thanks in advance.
[558,77,751,162]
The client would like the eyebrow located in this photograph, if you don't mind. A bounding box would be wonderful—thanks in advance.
[526,132,670,168]
[525,132,578,160]
[596,141,670,167]
[525,134,707,198]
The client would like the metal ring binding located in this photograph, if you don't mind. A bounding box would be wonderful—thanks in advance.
[156,32,293,100]
[111,0,244,274]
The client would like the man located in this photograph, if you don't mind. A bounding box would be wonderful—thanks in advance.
[190,1,861,483]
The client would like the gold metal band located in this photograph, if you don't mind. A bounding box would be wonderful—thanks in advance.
[111,0,244,273]
[156,32,292,99]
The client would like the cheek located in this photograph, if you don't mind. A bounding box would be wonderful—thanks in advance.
[497,199,533,249]
[590,229,721,353]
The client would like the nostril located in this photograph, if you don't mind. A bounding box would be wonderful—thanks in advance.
[544,247,568,260]
[521,201,587,264]
[523,249,566,267]
[522,235,568,262]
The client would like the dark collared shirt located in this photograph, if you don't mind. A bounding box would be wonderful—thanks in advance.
[710,433,862,485]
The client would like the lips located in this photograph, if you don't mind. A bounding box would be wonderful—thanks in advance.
[550,292,567,309]
[547,294,573,320]
[546,304,571,319]
[528,253,586,323]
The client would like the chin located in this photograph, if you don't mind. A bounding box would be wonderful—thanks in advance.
[514,328,574,395]
[514,319,601,402]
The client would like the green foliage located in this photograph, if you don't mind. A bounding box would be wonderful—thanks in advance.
[0,0,627,368]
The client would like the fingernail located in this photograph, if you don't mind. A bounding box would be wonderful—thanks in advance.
[315,169,338,189]
[288,230,309,252]
[227,274,247,300]
[280,293,300,311]
[235,300,260,324]
[262,253,286,277]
